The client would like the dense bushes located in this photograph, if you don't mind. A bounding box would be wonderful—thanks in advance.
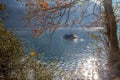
[0,20,25,79]
[0,20,56,80]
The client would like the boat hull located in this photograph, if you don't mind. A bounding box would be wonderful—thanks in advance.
[64,34,79,39]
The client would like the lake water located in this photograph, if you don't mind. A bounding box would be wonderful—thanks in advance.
[14,27,109,80]
[1,0,119,79]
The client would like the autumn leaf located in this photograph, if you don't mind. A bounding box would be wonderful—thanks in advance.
[30,51,36,56]
[40,2,48,9]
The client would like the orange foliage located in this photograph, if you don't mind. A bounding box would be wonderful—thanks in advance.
[40,2,48,9]
[32,28,45,38]
[30,51,36,56]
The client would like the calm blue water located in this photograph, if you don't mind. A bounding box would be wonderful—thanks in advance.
[14,27,109,80]
[15,27,98,60]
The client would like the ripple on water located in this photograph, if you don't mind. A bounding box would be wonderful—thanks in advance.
[54,48,109,80]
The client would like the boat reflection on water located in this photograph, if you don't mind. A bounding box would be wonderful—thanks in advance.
[73,38,79,43]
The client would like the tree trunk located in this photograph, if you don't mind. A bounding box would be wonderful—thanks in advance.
[103,0,120,78]
[104,0,119,53]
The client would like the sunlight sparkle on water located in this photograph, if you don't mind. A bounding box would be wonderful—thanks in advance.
[75,56,101,80]
[82,57,99,79]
